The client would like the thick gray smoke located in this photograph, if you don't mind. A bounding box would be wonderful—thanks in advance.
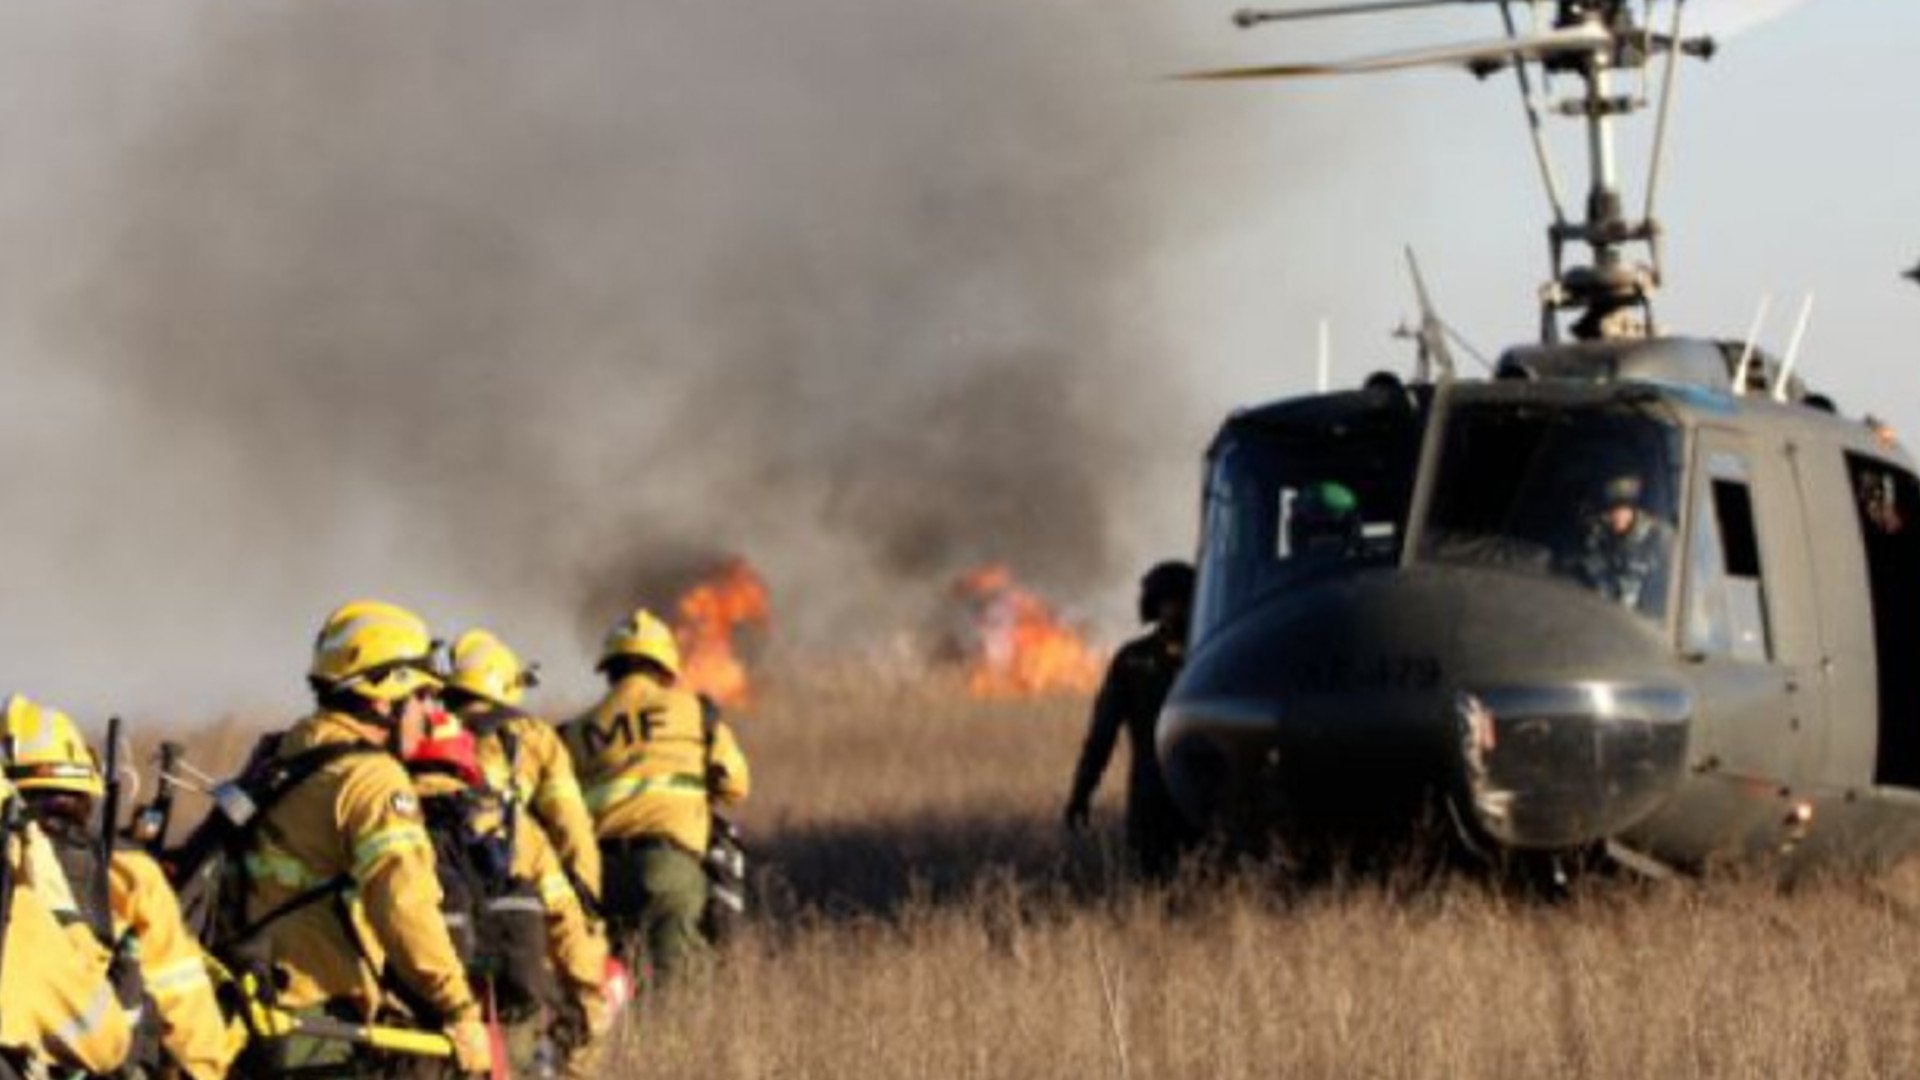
[0,0,1261,717]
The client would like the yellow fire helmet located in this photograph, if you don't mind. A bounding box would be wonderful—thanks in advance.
[309,599,443,702]
[598,607,682,679]
[444,629,538,708]
[3,694,104,799]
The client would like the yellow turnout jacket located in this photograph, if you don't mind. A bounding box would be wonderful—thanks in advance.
[471,708,603,904]
[240,712,476,1021]
[0,780,134,1073]
[563,674,750,855]
[110,848,237,1080]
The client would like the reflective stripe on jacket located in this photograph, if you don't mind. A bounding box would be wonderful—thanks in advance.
[110,849,236,1080]
[1,802,134,1073]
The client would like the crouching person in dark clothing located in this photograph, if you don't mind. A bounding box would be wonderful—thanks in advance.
[1065,560,1200,881]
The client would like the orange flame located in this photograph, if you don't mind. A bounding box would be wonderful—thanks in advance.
[951,563,1103,698]
[673,558,771,708]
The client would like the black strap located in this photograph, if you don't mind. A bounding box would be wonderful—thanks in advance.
[499,728,521,854]
[253,744,387,817]
[222,873,354,952]
[170,740,383,884]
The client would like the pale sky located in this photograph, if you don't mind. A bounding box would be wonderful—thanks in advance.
[1169,0,1920,434]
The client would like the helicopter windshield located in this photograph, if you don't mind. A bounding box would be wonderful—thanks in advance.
[1194,396,1424,638]
[1418,398,1683,622]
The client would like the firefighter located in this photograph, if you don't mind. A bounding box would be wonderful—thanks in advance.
[2,694,236,1080]
[564,608,750,986]
[1,769,136,1078]
[404,713,614,1080]
[439,629,603,912]
[225,599,490,1077]
[1064,561,1201,881]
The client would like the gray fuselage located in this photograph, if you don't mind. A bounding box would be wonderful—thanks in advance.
[1161,336,1920,873]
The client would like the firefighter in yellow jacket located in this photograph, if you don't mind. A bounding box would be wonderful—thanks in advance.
[1,766,135,1077]
[564,608,750,984]
[404,713,614,1079]
[2,694,236,1080]
[440,629,603,909]
[231,600,491,1076]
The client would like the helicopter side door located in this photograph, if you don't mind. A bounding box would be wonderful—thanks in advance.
[1680,428,1822,804]
[1835,453,1920,787]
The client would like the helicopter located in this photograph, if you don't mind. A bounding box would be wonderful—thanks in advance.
[1155,0,1920,879]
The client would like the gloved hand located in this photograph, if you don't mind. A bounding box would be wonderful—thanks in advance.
[108,935,146,1011]
[445,1016,494,1076]
[1064,794,1090,832]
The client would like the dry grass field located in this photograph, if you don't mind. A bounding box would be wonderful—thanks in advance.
[156,670,1920,1078]
[607,670,1920,1080]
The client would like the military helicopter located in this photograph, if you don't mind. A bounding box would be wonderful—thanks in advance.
[1157,0,1920,878]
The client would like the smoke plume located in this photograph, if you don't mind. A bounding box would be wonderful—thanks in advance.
[0,0,1257,715]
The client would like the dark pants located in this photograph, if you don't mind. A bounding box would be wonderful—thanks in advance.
[1128,774,1201,882]
[601,839,710,987]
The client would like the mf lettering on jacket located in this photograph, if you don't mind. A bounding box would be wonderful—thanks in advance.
[576,708,666,755]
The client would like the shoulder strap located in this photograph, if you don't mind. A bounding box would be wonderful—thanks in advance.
[211,744,389,963]
[166,741,383,890]
[220,873,353,954]
[698,694,720,757]
[246,742,383,812]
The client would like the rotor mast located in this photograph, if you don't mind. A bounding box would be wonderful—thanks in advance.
[1543,1,1657,343]
[1200,0,1717,345]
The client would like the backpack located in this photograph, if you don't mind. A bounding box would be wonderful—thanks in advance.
[165,734,382,973]
[419,787,558,1023]
[696,696,749,945]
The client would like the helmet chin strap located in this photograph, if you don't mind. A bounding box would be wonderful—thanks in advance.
[326,693,402,746]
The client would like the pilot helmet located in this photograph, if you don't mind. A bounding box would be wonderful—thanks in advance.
[1601,473,1645,509]
[1290,481,1362,555]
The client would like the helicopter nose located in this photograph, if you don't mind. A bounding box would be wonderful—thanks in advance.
[1451,681,1690,849]
[1159,566,1693,852]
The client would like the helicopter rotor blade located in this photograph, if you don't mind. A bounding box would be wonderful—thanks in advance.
[1232,0,1489,29]
[1175,23,1610,82]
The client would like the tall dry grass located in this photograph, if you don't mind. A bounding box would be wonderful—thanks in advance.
[622,670,1920,1079]
[150,670,1920,1078]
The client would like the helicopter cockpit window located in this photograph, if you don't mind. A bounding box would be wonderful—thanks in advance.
[1194,405,1422,637]
[1418,400,1682,622]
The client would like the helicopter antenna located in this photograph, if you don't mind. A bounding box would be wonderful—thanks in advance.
[1404,246,1456,383]
[1441,320,1494,372]
[1641,0,1689,282]
[1731,293,1771,397]
[1317,318,1333,392]
[1774,293,1815,403]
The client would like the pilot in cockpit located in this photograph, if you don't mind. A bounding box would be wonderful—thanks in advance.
[1288,481,1363,561]
[1569,472,1673,612]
